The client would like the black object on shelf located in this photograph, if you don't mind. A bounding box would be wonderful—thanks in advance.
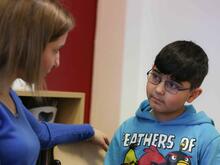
[36,148,61,165]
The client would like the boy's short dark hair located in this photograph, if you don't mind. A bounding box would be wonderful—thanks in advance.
[154,40,208,89]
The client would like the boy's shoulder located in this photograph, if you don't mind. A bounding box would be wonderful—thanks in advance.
[196,120,220,139]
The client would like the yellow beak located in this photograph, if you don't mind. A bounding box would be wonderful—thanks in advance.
[177,160,189,165]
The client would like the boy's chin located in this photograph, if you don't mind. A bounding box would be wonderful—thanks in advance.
[149,101,166,113]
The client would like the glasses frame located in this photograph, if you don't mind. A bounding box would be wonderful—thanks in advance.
[147,69,191,94]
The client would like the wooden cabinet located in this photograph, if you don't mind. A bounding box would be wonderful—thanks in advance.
[17,90,85,124]
[16,90,105,165]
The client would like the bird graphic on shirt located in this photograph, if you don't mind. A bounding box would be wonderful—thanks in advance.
[122,143,138,165]
[138,144,192,165]
[165,150,191,165]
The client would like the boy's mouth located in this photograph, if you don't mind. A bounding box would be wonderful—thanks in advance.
[150,96,164,104]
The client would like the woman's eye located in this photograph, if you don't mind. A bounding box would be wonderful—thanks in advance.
[53,49,59,54]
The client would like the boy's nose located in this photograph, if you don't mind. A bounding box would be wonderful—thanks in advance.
[155,82,166,95]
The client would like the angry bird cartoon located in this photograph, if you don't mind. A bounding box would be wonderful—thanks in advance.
[138,145,192,165]
[165,151,191,165]
[138,145,166,165]
[122,143,138,165]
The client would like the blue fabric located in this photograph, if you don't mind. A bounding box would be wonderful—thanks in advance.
[0,90,94,165]
[105,100,220,165]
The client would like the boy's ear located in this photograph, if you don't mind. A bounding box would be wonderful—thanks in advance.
[187,88,202,103]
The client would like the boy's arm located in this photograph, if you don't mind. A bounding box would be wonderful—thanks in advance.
[200,136,220,164]
[104,127,124,165]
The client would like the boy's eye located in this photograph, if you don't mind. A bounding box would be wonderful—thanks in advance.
[151,72,161,82]
[166,81,180,90]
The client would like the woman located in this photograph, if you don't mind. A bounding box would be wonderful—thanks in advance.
[0,0,109,164]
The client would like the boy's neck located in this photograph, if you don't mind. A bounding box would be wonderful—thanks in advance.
[151,107,185,122]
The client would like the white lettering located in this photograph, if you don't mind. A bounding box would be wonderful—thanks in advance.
[167,135,175,149]
[123,133,131,147]
[143,133,153,146]
[137,134,145,146]
[152,134,159,146]
[123,133,176,150]
[158,134,168,149]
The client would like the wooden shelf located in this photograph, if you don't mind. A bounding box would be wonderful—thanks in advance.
[16,90,84,98]
[16,90,85,124]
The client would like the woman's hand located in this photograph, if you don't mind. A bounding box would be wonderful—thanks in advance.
[88,128,109,152]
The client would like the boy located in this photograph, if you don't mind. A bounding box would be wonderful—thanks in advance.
[104,41,220,165]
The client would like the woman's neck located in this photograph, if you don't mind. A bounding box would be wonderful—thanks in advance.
[0,75,16,93]
[0,89,17,116]
[0,86,10,95]
[0,78,18,116]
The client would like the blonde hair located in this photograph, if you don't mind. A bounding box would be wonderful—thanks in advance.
[0,0,74,90]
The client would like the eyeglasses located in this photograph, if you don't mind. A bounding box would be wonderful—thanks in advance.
[147,69,191,94]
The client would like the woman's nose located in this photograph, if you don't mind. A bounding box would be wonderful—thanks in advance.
[54,53,60,68]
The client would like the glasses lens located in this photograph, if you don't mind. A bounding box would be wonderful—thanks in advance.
[147,69,189,94]
[164,80,180,94]
[148,71,161,85]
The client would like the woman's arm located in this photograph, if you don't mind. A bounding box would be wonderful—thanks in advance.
[23,106,94,148]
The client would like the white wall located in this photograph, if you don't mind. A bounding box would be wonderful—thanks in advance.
[119,0,144,124]
[122,0,220,131]
[91,0,220,139]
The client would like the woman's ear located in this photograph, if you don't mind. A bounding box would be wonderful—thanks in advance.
[187,88,202,103]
